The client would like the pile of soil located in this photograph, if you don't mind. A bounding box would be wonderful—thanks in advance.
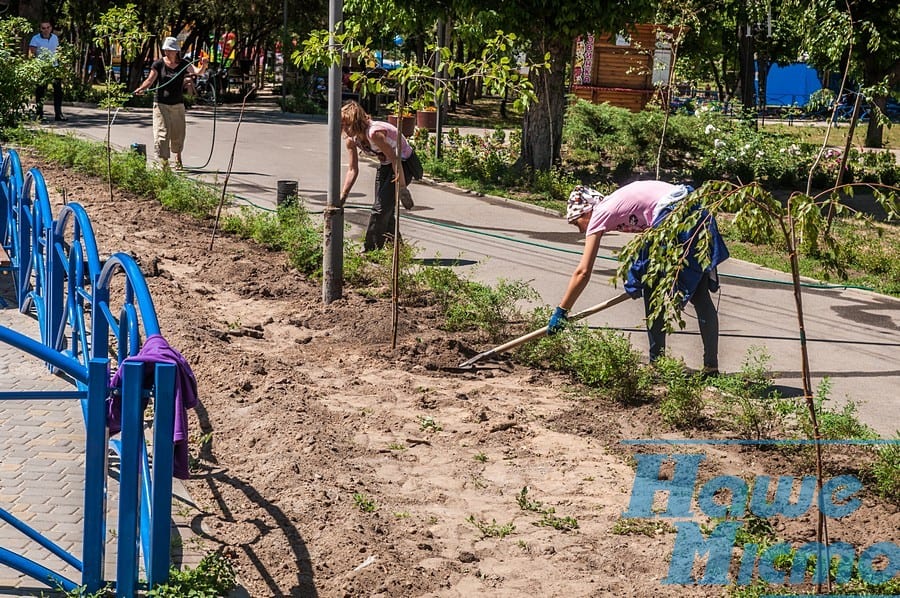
[27,153,899,597]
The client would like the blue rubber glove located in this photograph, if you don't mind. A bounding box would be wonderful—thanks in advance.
[547,306,569,336]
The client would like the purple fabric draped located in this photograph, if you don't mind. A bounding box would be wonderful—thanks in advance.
[108,334,199,479]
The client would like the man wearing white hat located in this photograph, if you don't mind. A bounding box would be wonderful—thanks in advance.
[135,36,208,169]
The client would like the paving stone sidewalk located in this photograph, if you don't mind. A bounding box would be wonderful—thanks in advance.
[0,280,209,597]
[0,294,109,596]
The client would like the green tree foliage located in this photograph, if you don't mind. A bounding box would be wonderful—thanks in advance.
[783,0,900,147]
[0,17,44,127]
[460,0,656,171]
[296,24,543,115]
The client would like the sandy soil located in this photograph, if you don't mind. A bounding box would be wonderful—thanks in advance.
[25,153,899,598]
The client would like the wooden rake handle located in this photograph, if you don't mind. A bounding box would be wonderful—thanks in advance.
[458,292,631,368]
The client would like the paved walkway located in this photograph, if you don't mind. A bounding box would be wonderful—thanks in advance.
[0,276,203,596]
[0,280,104,595]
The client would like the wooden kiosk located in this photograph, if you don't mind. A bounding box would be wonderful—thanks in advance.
[571,25,673,112]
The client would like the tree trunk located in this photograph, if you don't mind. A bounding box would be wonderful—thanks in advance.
[738,23,755,115]
[865,95,886,148]
[520,38,569,172]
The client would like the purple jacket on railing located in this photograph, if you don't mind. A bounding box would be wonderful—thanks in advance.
[108,334,199,479]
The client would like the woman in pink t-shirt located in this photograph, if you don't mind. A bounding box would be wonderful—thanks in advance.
[339,101,422,251]
[548,181,728,375]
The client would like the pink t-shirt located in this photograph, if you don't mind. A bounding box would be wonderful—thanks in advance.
[359,120,413,165]
[585,180,680,236]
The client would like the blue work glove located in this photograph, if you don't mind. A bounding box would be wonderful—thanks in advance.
[547,306,569,336]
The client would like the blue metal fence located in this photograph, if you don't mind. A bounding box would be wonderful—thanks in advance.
[0,146,178,595]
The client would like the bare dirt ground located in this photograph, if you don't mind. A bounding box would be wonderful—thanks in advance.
[26,153,900,598]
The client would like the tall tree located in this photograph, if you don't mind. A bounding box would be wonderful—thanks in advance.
[466,0,656,170]
[785,0,900,147]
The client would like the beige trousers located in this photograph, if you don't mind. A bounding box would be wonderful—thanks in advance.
[152,102,186,160]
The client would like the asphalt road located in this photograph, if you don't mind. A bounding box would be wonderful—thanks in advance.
[51,103,900,437]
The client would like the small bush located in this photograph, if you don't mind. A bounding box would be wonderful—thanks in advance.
[869,434,900,504]
[513,307,572,371]
[709,347,789,440]
[156,174,219,218]
[222,203,324,276]
[799,378,878,441]
[345,242,419,297]
[515,311,651,403]
[654,355,706,428]
[420,270,539,341]
[564,325,651,404]
[530,166,579,202]
[148,551,237,598]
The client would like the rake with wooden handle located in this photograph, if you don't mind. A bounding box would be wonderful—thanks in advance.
[457,292,631,369]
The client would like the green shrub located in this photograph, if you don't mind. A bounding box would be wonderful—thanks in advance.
[801,378,878,441]
[563,99,633,155]
[869,434,900,504]
[8,128,219,218]
[514,310,651,402]
[344,242,419,296]
[147,551,237,597]
[530,166,579,202]
[709,347,789,440]
[0,18,46,127]
[222,203,324,276]
[438,127,518,189]
[563,325,651,404]
[513,307,572,371]
[653,355,706,428]
[156,174,219,218]
[419,268,539,341]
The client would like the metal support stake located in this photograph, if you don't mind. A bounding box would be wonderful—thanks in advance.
[322,0,344,303]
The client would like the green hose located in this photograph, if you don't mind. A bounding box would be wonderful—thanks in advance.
[187,183,876,293]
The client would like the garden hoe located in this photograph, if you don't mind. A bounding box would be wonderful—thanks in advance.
[458,291,631,369]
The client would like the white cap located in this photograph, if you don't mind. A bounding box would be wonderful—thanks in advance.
[161,37,180,52]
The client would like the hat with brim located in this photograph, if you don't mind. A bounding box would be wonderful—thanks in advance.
[161,37,180,52]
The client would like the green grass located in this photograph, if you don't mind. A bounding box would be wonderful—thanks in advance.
[761,121,900,150]
[718,215,900,297]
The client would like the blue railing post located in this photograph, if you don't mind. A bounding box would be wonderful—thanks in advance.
[1,150,184,594]
[46,223,64,356]
[148,363,176,589]
[82,358,109,592]
[116,361,144,598]
[15,190,29,310]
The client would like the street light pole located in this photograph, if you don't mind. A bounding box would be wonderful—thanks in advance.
[434,19,445,159]
[281,0,287,111]
[322,0,344,303]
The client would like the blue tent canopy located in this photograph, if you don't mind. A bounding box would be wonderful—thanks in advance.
[759,63,822,107]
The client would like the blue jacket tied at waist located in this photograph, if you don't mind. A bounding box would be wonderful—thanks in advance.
[625,191,729,303]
